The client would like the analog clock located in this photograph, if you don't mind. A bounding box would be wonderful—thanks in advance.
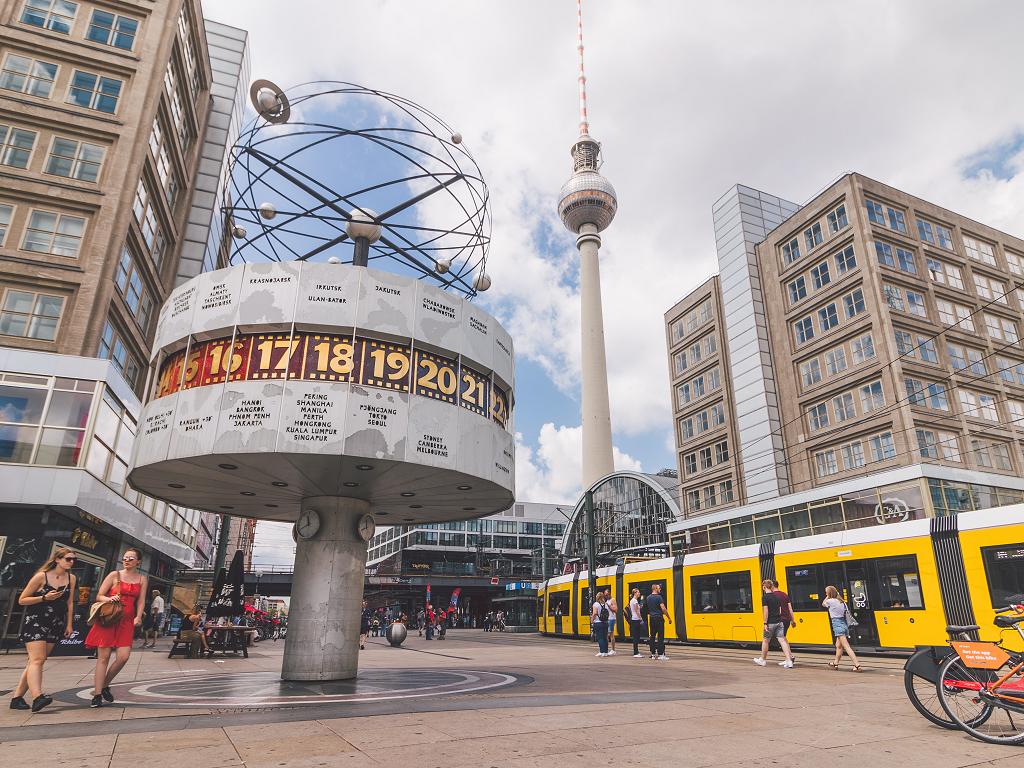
[356,513,375,542]
[295,508,321,540]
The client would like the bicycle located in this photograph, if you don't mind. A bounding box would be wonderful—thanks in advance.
[935,595,1024,745]
[904,625,981,729]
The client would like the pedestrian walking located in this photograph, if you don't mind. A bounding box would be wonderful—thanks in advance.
[753,579,795,668]
[646,584,672,659]
[425,604,435,640]
[772,580,797,663]
[591,592,610,657]
[627,587,646,658]
[142,589,164,648]
[359,600,371,650]
[604,588,618,655]
[417,608,425,636]
[823,586,862,672]
[10,548,77,712]
[85,547,148,708]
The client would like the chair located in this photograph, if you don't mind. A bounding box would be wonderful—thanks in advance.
[168,626,201,659]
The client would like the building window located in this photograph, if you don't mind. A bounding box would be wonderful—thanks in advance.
[936,299,974,332]
[896,247,917,274]
[916,429,939,459]
[967,347,987,375]
[699,446,713,470]
[794,316,814,344]
[850,334,873,364]
[782,238,801,266]
[826,204,847,234]
[711,403,725,427]
[0,204,12,245]
[0,124,36,169]
[807,403,829,431]
[866,199,906,233]
[938,431,961,462]
[883,284,904,311]
[963,235,996,266]
[20,0,78,34]
[1006,399,1023,420]
[926,258,964,289]
[959,390,998,421]
[672,350,686,377]
[86,9,138,50]
[824,347,847,376]
[947,343,966,371]
[895,330,914,356]
[114,246,153,331]
[843,288,865,319]
[834,244,856,273]
[788,276,806,304]
[906,290,927,318]
[833,392,855,422]
[859,381,885,413]
[974,273,1007,304]
[804,222,823,251]
[133,179,165,266]
[1006,250,1024,276]
[984,312,1019,342]
[918,336,938,363]
[686,489,700,512]
[0,288,64,340]
[800,358,821,387]
[719,480,734,504]
[715,440,729,464]
[21,209,85,257]
[866,200,886,226]
[66,70,122,113]
[875,241,896,268]
[684,454,696,475]
[44,136,104,182]
[842,441,865,470]
[814,449,838,477]
[99,322,140,386]
[972,440,992,468]
[817,302,839,331]
[0,54,58,98]
[869,432,896,462]
[992,443,1013,471]
[811,260,830,290]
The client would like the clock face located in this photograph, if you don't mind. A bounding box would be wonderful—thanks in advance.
[296,509,321,540]
[357,513,375,542]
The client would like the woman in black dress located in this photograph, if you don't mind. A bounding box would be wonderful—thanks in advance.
[10,548,77,713]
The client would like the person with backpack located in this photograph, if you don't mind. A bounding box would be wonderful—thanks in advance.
[627,587,646,657]
[823,585,862,671]
[604,588,618,656]
[646,584,671,659]
[591,592,610,657]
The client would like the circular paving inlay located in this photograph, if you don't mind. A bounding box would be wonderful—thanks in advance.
[63,668,519,708]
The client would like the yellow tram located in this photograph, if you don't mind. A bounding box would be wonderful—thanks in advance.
[539,506,1024,651]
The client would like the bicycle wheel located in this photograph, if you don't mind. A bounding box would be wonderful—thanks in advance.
[904,664,958,729]
[937,655,1023,745]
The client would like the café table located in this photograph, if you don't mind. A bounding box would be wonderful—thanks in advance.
[204,626,256,658]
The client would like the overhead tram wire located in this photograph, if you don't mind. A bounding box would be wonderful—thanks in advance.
[561,274,1024,526]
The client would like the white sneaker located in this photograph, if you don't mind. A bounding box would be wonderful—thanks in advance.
[607,650,616,656]
[595,652,607,657]
[650,654,657,659]
[753,657,767,666]
[781,659,794,668]
[633,653,643,658]
[658,654,669,660]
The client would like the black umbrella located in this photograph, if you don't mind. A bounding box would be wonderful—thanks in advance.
[207,550,244,617]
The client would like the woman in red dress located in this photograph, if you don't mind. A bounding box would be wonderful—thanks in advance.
[85,547,147,708]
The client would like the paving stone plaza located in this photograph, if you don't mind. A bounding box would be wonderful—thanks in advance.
[2,632,1022,767]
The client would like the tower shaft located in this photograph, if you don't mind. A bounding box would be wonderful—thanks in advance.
[578,223,614,488]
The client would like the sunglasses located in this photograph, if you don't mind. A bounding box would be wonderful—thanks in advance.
[123,556,138,562]
[62,557,77,563]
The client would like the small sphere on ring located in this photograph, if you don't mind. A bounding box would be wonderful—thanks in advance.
[258,202,277,220]
[451,132,462,145]
[345,209,382,243]
[327,256,341,264]
[257,88,280,113]
[435,257,451,275]
[473,272,491,292]
[232,225,247,239]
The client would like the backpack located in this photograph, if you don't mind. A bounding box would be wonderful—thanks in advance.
[598,603,609,622]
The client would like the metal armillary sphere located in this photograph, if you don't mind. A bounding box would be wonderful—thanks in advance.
[225,80,492,297]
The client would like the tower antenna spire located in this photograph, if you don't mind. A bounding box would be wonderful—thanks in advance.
[576,0,590,137]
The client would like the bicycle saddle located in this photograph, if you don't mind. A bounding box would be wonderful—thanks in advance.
[994,614,1024,628]
[946,624,980,634]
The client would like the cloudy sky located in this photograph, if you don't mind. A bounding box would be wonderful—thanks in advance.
[202,0,1024,567]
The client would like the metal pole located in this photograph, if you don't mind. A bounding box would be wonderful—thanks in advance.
[584,490,597,609]
[353,237,370,267]
[213,514,231,574]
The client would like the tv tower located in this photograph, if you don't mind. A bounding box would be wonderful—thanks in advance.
[558,0,618,489]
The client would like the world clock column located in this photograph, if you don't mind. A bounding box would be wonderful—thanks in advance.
[283,497,374,681]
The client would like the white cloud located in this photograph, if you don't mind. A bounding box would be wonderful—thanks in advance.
[515,423,642,505]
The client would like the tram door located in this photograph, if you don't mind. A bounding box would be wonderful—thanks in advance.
[821,562,879,647]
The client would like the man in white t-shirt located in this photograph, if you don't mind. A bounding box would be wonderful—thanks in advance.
[143,590,165,648]
[627,588,646,657]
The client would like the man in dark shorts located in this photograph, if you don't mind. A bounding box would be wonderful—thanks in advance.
[645,584,672,660]
[754,579,794,668]
[772,579,797,664]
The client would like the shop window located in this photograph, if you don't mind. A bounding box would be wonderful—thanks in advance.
[982,543,1024,609]
[690,571,752,613]
[875,555,924,608]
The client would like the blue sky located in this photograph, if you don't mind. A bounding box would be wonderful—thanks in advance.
[202,0,1024,566]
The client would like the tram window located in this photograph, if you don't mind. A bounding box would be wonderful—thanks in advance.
[875,555,924,609]
[691,571,753,613]
[785,565,823,611]
[548,591,570,617]
[626,579,667,613]
[580,586,606,615]
[982,543,1024,608]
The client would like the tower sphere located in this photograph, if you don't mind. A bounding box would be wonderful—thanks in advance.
[558,170,617,233]
[345,209,382,243]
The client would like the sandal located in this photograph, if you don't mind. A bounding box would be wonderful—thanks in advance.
[827,662,839,669]
[852,665,863,673]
